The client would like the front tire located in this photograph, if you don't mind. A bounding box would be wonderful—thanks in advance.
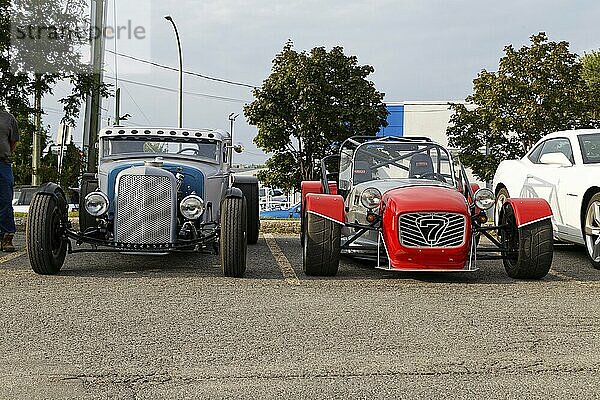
[27,193,68,275]
[500,202,553,279]
[303,213,341,276]
[583,193,600,269]
[220,197,248,278]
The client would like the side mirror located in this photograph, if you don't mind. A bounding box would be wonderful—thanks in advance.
[233,143,244,154]
[539,152,572,167]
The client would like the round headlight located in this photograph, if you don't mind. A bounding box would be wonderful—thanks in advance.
[360,188,382,209]
[84,191,109,216]
[474,188,495,210]
[180,195,205,220]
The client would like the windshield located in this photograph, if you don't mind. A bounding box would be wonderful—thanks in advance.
[578,133,600,164]
[352,142,454,184]
[101,137,220,162]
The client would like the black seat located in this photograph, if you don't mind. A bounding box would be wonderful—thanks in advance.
[353,161,373,184]
[409,153,434,178]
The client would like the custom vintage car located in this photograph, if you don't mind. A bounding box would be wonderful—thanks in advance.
[493,129,600,269]
[301,136,554,279]
[26,127,259,277]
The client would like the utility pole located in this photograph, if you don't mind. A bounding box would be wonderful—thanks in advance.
[31,77,42,186]
[83,0,107,173]
[229,113,239,165]
[114,87,121,126]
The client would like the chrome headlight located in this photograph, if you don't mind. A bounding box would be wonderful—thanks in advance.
[180,195,205,220]
[84,191,109,216]
[474,188,495,210]
[361,188,382,209]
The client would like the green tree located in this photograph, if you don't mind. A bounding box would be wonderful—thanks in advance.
[2,0,110,187]
[38,143,84,189]
[244,41,388,192]
[581,50,600,119]
[448,32,597,182]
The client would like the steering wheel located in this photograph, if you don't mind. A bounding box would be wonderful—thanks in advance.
[177,148,199,155]
[418,172,447,183]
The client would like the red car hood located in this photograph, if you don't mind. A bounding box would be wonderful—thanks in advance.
[382,185,469,214]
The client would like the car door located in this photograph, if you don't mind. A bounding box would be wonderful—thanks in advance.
[522,137,575,234]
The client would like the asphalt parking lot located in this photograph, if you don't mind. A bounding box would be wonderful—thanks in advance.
[1,234,600,399]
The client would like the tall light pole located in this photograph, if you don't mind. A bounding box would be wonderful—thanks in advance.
[164,15,183,128]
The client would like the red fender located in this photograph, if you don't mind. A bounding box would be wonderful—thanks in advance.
[328,182,338,195]
[305,193,345,225]
[301,180,338,200]
[504,198,552,227]
[301,181,323,205]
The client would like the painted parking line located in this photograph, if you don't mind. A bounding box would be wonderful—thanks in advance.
[263,234,301,286]
[548,269,577,282]
[0,249,27,265]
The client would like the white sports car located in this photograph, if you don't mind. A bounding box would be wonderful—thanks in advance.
[493,129,600,269]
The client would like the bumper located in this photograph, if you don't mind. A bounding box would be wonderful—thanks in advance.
[64,227,218,254]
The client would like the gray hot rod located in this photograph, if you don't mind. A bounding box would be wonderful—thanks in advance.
[26,127,259,277]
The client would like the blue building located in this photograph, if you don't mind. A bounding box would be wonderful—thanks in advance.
[377,103,404,137]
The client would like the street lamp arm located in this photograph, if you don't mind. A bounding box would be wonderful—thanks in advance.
[164,15,184,129]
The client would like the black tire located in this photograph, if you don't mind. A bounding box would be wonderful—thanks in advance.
[500,202,553,279]
[583,193,600,270]
[220,196,248,278]
[79,173,98,233]
[234,182,260,245]
[27,193,68,275]
[495,187,509,225]
[303,213,341,276]
[300,202,306,247]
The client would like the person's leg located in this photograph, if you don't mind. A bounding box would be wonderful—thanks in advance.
[0,163,16,252]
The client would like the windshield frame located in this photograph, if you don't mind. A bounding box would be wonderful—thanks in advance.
[348,140,457,187]
[100,135,222,164]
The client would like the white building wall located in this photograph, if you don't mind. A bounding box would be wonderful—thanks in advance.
[403,101,461,146]
[401,101,485,187]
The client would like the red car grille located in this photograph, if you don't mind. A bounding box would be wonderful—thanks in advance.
[399,212,466,248]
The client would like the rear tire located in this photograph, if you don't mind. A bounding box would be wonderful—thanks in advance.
[303,213,341,276]
[27,193,68,275]
[500,202,553,279]
[583,193,600,269]
[220,197,248,278]
[235,182,260,245]
[300,203,306,247]
[79,173,98,233]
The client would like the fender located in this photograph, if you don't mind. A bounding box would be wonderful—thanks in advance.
[232,175,258,185]
[305,193,345,225]
[504,198,552,227]
[327,182,338,195]
[301,181,323,204]
[37,182,68,216]
[225,187,244,199]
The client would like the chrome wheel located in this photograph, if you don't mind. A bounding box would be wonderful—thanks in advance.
[585,200,600,263]
[495,188,509,225]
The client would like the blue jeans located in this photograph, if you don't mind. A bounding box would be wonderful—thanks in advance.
[0,162,16,236]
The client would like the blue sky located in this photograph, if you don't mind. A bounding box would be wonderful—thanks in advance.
[43,0,600,164]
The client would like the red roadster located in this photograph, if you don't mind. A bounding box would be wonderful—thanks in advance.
[301,136,554,279]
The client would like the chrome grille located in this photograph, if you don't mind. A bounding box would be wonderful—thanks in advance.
[399,212,466,248]
[115,175,174,244]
